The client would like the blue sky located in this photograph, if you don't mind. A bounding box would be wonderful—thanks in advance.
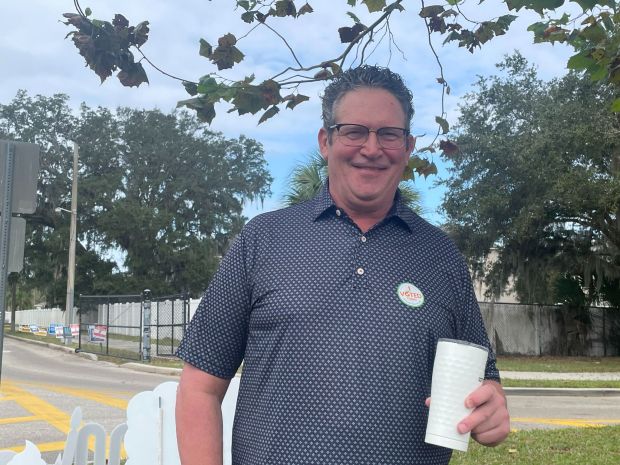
[0,0,575,225]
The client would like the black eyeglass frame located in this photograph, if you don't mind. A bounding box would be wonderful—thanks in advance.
[327,123,410,149]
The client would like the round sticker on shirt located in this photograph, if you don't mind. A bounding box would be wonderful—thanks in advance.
[397,282,425,308]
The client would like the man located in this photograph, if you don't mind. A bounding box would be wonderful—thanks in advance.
[176,65,510,465]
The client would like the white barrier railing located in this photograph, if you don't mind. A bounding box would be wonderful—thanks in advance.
[0,378,240,465]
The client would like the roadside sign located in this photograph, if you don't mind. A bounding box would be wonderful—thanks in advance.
[0,140,39,214]
[7,217,25,273]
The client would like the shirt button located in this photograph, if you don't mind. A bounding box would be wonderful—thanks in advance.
[356,267,364,275]
[335,209,342,217]
[360,235,367,243]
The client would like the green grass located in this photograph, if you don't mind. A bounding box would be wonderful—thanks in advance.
[497,356,620,372]
[503,379,620,389]
[449,425,620,465]
[5,329,80,348]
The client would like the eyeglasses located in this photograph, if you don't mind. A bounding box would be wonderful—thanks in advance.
[328,123,409,150]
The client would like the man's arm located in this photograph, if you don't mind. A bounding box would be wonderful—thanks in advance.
[457,380,510,446]
[176,362,232,465]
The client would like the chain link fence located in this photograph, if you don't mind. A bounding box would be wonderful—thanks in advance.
[77,294,144,360]
[480,302,620,356]
[153,294,189,357]
[77,292,190,360]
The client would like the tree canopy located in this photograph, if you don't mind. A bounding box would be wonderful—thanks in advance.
[0,91,272,305]
[62,0,620,180]
[441,52,620,308]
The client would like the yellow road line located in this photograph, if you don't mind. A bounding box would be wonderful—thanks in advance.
[14,381,130,409]
[0,415,40,425]
[1,381,128,458]
[5,441,66,453]
[512,417,620,428]
[0,382,72,434]
[32,384,127,410]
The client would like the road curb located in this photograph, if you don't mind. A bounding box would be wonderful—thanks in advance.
[121,362,182,376]
[505,387,620,397]
[5,333,98,361]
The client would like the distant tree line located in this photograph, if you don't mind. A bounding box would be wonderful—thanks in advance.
[0,91,272,308]
[441,53,620,315]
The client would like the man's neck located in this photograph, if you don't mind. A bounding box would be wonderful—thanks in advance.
[340,204,391,233]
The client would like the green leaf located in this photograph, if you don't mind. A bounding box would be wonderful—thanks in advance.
[611,97,620,112]
[237,0,251,10]
[241,11,255,23]
[298,3,314,16]
[580,23,606,42]
[419,5,445,18]
[183,81,198,96]
[362,0,386,13]
[117,62,149,87]
[534,0,565,14]
[420,162,438,179]
[439,139,459,156]
[231,80,282,115]
[588,64,607,81]
[339,26,358,43]
[347,0,357,5]
[199,39,212,58]
[347,11,361,23]
[258,106,280,124]
[574,0,599,10]
[84,7,92,17]
[176,98,217,124]
[435,116,450,134]
[497,14,518,29]
[285,94,310,109]
[505,0,532,11]
[567,52,595,70]
[275,0,296,17]
[210,34,245,70]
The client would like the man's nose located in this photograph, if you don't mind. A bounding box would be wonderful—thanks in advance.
[360,131,382,155]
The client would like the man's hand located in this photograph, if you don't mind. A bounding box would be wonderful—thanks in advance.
[457,380,510,446]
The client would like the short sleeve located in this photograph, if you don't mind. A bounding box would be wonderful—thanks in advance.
[176,229,252,378]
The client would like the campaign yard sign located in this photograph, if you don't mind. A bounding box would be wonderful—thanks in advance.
[88,324,107,342]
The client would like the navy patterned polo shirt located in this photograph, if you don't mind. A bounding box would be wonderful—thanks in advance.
[177,184,500,465]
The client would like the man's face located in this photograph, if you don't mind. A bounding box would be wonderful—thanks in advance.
[318,87,415,216]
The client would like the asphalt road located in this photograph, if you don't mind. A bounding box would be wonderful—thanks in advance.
[1,336,177,463]
[2,336,620,462]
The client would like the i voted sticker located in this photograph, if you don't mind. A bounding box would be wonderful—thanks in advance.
[397,282,424,308]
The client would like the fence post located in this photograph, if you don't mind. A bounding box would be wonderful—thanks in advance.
[142,289,152,362]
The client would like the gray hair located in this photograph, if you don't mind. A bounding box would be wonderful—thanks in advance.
[321,65,414,134]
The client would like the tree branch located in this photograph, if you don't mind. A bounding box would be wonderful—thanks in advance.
[134,47,196,84]
[259,21,304,68]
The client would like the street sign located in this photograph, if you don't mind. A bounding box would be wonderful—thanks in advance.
[0,140,39,214]
[8,217,25,273]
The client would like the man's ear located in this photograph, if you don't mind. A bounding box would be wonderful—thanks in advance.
[406,135,416,154]
[318,127,329,161]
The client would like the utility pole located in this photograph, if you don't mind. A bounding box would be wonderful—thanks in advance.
[65,142,78,326]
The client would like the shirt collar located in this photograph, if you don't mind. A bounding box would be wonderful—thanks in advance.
[311,182,415,232]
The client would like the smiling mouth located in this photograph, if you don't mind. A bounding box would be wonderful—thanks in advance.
[353,165,387,170]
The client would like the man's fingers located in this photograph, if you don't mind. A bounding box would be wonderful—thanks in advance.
[464,383,494,409]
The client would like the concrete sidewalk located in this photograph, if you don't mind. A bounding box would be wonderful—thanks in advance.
[8,335,620,396]
[502,371,620,381]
